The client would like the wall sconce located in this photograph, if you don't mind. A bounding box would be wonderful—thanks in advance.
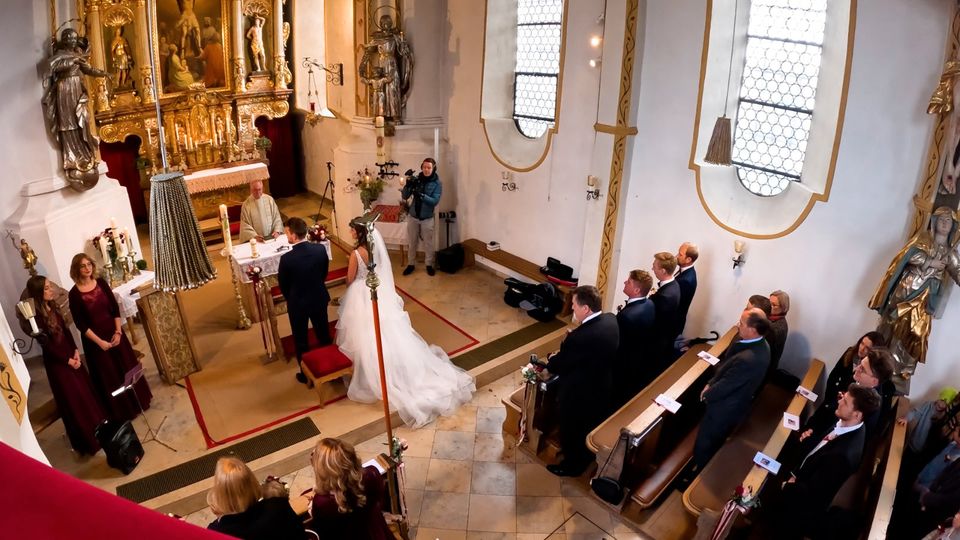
[732,240,746,269]
[302,57,343,86]
[12,300,39,355]
[502,171,517,192]
[589,35,602,48]
[586,175,601,199]
[589,58,602,69]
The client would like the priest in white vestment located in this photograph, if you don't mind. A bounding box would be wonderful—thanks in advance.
[238,180,283,242]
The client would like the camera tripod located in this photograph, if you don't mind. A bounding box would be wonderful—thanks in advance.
[316,161,342,241]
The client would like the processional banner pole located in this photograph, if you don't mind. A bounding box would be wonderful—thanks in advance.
[362,218,395,448]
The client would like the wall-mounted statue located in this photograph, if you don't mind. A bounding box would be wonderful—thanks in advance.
[110,26,134,90]
[247,15,267,73]
[43,28,110,191]
[869,206,960,374]
[359,14,413,122]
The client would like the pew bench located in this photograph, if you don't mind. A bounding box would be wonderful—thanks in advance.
[867,397,909,540]
[586,327,738,509]
[461,238,573,315]
[681,359,825,517]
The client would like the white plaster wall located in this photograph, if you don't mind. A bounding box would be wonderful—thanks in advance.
[614,0,954,400]
[0,307,47,463]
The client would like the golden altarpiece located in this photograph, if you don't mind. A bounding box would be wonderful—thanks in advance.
[80,0,292,219]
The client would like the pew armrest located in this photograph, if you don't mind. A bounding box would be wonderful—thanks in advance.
[867,397,910,540]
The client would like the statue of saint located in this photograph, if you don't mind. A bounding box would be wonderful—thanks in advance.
[869,206,960,371]
[359,14,413,121]
[361,67,393,118]
[246,15,266,73]
[110,26,133,90]
[42,28,110,191]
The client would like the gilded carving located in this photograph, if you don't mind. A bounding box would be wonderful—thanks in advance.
[595,0,639,304]
[0,350,26,425]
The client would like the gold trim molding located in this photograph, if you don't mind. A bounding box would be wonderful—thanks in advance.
[687,0,857,240]
[595,0,640,303]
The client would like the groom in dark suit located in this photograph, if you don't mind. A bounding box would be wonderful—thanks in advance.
[278,217,332,384]
[614,269,656,408]
[545,285,619,477]
[774,384,880,538]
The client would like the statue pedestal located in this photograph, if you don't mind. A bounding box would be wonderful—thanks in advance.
[4,165,143,290]
[331,116,447,239]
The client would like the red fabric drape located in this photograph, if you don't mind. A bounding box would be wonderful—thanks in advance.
[0,442,230,539]
[255,114,304,198]
[100,138,148,223]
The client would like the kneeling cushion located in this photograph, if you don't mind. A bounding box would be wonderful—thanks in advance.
[302,345,353,378]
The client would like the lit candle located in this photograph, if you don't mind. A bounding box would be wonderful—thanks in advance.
[219,204,228,221]
[117,235,128,257]
[222,211,233,255]
[124,228,133,252]
[249,238,258,258]
[375,115,385,128]
[110,217,117,230]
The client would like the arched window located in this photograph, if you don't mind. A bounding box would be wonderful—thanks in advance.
[734,0,827,196]
[513,0,563,139]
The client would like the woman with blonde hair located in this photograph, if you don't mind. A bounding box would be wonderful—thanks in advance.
[207,456,304,539]
[309,438,392,539]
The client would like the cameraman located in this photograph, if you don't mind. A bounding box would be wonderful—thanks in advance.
[401,157,442,276]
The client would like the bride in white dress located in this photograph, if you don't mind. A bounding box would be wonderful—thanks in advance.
[336,219,475,428]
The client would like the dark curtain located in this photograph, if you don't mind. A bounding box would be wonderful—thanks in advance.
[99,138,147,223]
[255,114,304,198]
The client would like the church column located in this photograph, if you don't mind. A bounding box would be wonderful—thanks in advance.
[232,0,246,92]
[86,2,110,112]
[133,0,154,104]
[272,0,287,88]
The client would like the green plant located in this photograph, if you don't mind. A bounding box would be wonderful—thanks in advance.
[134,157,152,170]
[254,136,272,151]
[136,259,147,270]
[359,178,385,210]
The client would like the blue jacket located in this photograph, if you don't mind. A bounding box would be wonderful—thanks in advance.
[402,173,442,220]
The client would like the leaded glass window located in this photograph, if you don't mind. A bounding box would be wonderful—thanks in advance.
[513,0,562,139]
[733,0,827,196]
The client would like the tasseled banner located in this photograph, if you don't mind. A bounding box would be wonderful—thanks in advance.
[149,171,217,292]
[704,116,733,166]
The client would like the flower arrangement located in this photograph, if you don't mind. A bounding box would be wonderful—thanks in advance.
[93,227,129,264]
[350,167,386,210]
[308,223,328,243]
[245,265,264,282]
[389,436,409,463]
[731,485,758,510]
[521,361,545,384]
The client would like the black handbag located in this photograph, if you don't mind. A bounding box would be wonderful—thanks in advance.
[96,419,143,475]
[590,431,628,505]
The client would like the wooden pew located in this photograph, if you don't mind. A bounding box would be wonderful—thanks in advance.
[461,238,573,315]
[681,359,825,517]
[866,397,909,540]
[586,327,738,508]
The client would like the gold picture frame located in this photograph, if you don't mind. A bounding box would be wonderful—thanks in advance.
[153,0,231,96]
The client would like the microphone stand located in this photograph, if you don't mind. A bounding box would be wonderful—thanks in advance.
[316,161,342,241]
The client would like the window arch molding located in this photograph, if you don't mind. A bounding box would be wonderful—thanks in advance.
[480,0,569,172]
[689,0,856,239]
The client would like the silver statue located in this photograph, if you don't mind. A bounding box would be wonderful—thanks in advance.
[43,28,110,191]
[359,14,413,121]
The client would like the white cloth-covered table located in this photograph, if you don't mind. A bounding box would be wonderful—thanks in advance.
[112,271,155,319]
[230,237,332,283]
[375,220,408,247]
[184,162,270,195]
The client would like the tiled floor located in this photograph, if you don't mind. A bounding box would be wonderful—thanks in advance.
[182,370,651,539]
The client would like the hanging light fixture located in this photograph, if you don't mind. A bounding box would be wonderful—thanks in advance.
[704,0,740,166]
[144,0,216,291]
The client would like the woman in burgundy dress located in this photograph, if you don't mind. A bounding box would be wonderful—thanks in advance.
[27,275,106,455]
[68,254,151,421]
[309,438,393,540]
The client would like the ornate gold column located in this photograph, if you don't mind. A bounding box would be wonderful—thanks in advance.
[133,0,154,104]
[87,2,111,112]
[233,0,246,92]
[272,0,288,88]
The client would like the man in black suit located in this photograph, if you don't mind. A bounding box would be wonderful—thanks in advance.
[278,217,332,384]
[693,308,771,469]
[675,242,698,337]
[544,285,619,477]
[775,384,881,538]
[650,252,681,370]
[614,269,657,408]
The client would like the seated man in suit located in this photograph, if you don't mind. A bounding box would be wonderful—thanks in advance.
[544,285,619,477]
[278,217,332,384]
[767,290,790,377]
[774,384,881,538]
[675,242,698,337]
[614,269,656,408]
[651,252,681,370]
[239,180,284,242]
[693,307,771,470]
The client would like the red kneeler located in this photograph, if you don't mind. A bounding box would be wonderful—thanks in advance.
[280,320,339,359]
[301,345,353,406]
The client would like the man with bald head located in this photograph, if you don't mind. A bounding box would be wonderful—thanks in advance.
[693,307,771,469]
[239,180,284,242]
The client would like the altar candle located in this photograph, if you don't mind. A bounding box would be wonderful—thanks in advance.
[249,238,258,258]
[375,115,385,128]
[219,204,228,221]
[222,211,233,255]
[118,235,128,257]
[110,217,117,230]
[98,237,110,264]
[124,228,133,252]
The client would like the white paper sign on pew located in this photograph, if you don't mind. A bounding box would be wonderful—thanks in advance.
[654,394,682,414]
[753,451,782,475]
[697,351,720,366]
[796,386,818,402]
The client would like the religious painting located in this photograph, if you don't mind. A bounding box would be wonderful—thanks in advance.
[154,0,230,95]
